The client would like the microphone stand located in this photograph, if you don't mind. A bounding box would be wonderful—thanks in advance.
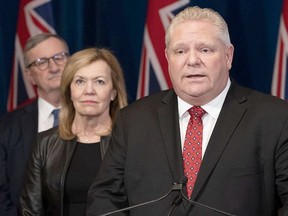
[180,190,236,216]
[167,195,182,216]
[98,182,183,216]
[97,176,236,216]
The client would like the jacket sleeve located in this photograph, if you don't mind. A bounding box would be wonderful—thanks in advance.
[0,134,18,216]
[276,115,288,215]
[0,114,19,216]
[20,137,43,216]
[86,113,129,216]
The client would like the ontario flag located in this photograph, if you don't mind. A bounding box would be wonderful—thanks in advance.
[7,0,55,111]
[137,0,190,99]
[271,0,288,99]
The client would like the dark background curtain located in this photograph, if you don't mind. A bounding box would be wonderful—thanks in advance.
[0,0,283,115]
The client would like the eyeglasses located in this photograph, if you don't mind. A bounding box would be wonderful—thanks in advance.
[27,52,69,71]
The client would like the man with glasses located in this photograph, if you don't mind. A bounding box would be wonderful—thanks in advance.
[0,33,69,216]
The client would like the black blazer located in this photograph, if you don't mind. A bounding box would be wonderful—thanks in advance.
[87,81,288,216]
[0,100,38,216]
[20,127,110,216]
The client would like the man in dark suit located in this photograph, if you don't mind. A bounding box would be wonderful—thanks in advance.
[0,33,69,216]
[86,6,288,216]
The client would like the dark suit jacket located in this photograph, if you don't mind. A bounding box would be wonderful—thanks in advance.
[0,100,38,216]
[87,81,288,216]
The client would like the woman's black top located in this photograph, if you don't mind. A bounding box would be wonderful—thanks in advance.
[64,142,101,216]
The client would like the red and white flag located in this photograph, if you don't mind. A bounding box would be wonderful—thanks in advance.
[7,0,55,111]
[271,0,288,99]
[137,0,190,99]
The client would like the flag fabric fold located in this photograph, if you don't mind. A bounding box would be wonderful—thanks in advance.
[272,0,288,99]
[7,0,55,111]
[137,0,190,99]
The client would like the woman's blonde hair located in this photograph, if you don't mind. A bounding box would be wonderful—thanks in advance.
[59,47,128,140]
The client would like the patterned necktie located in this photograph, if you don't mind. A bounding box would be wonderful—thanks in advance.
[182,106,205,198]
[52,109,60,127]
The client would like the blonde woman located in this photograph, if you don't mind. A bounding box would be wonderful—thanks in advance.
[20,48,127,216]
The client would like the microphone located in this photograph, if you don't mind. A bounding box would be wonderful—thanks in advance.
[167,176,187,216]
[97,176,236,216]
[98,179,184,216]
[180,176,236,216]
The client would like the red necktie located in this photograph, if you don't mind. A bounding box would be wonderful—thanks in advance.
[182,106,205,198]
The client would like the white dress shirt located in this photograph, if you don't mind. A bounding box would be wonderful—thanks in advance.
[38,98,60,132]
[178,79,231,157]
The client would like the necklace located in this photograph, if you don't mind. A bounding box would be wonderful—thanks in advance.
[73,121,111,143]
[78,134,99,144]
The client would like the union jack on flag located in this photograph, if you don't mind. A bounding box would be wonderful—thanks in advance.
[7,0,55,111]
[137,0,190,99]
[271,0,288,99]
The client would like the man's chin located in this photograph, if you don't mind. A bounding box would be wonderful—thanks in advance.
[49,81,61,90]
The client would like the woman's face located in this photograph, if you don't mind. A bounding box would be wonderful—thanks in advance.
[70,60,116,119]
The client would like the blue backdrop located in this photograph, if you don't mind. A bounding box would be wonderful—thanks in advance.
[0,0,283,115]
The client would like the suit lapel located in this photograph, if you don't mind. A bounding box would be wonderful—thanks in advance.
[191,82,248,200]
[157,90,184,181]
[155,83,248,200]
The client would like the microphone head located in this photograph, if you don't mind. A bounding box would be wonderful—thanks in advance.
[171,176,188,191]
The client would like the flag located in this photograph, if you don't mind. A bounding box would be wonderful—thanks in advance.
[137,0,190,99]
[7,0,56,111]
[271,0,288,99]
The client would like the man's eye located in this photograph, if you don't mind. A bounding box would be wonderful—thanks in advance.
[201,48,212,53]
[37,59,48,65]
[176,50,185,55]
[54,54,65,61]
[54,56,62,61]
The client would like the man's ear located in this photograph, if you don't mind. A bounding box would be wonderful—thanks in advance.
[25,68,36,85]
[226,45,234,70]
[165,48,169,61]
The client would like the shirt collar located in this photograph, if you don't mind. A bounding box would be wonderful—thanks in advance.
[38,97,60,119]
[178,79,231,119]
